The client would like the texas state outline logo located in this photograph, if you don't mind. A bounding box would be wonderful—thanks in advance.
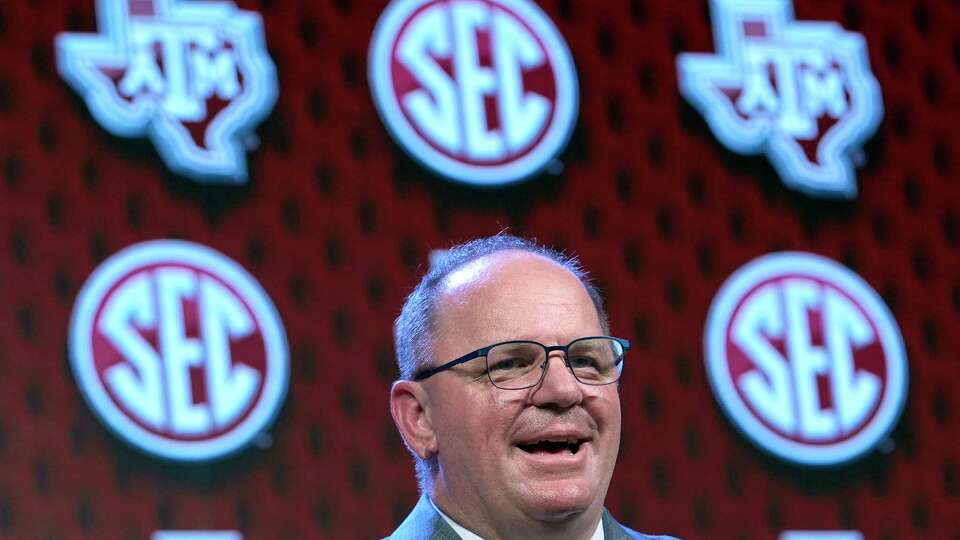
[56,0,278,183]
[676,0,883,198]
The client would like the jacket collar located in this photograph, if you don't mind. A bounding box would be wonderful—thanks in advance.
[389,495,639,540]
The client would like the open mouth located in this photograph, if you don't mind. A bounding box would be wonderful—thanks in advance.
[516,439,586,455]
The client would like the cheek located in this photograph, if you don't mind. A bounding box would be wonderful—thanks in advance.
[593,389,622,433]
[476,392,523,434]
[437,388,516,449]
[464,393,529,458]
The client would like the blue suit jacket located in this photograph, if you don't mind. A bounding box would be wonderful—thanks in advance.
[386,495,680,540]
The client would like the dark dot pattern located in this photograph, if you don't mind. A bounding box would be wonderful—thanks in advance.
[0,1,955,538]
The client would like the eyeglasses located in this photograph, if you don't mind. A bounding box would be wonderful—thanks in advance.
[412,336,629,390]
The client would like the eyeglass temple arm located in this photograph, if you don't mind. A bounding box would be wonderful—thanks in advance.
[412,348,488,381]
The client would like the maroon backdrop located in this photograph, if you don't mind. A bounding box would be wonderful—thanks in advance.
[0,0,958,539]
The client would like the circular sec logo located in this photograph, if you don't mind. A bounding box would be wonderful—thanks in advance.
[704,252,908,466]
[69,240,289,462]
[368,0,579,186]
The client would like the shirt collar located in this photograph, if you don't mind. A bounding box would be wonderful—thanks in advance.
[429,497,604,540]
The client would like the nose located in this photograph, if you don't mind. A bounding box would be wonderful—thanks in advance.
[529,353,583,408]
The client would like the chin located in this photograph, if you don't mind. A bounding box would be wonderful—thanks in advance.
[517,480,598,521]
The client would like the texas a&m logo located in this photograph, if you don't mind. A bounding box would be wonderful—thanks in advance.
[677,0,883,198]
[368,0,578,186]
[705,253,907,466]
[56,0,278,182]
[69,241,289,462]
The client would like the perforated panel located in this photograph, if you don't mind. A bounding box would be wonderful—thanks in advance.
[0,0,958,539]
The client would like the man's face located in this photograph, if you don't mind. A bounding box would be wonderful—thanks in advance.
[425,251,621,526]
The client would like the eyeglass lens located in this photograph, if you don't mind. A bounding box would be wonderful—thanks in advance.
[485,337,624,389]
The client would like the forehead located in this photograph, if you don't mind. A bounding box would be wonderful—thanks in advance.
[434,250,602,348]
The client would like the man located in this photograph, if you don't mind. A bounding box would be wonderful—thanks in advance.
[388,235,678,540]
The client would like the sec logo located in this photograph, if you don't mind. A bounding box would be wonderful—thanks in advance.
[368,0,578,186]
[69,240,289,462]
[704,252,907,466]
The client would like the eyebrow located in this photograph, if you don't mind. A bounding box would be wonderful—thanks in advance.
[496,343,536,352]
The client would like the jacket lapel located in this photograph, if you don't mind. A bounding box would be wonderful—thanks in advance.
[602,510,626,540]
[391,498,661,540]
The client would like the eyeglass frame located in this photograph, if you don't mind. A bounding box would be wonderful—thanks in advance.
[411,336,630,389]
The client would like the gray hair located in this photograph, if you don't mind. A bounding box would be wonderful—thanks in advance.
[393,234,609,491]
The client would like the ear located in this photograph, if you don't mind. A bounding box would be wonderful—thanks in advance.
[390,380,438,460]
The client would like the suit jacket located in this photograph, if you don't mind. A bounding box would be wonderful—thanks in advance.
[386,495,679,540]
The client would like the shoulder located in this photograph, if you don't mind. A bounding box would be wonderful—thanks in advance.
[602,509,682,540]
[384,495,460,540]
[617,524,683,540]
[622,530,683,540]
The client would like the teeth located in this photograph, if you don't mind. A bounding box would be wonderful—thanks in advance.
[515,439,585,455]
